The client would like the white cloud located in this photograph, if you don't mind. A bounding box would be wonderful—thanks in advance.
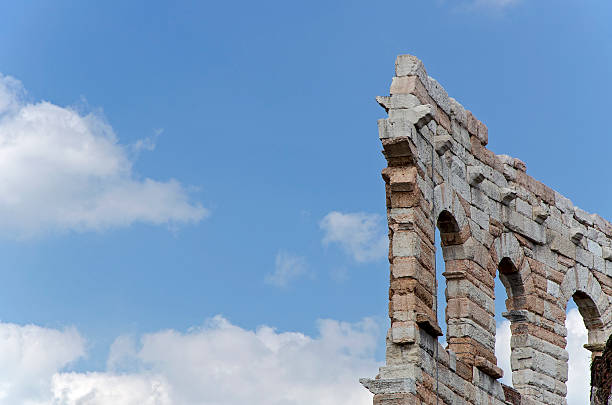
[0,313,591,404]
[131,128,162,154]
[565,308,590,405]
[495,308,590,404]
[265,250,309,287]
[0,322,85,404]
[320,212,387,262]
[0,317,379,404]
[52,373,172,405]
[0,74,206,238]
[495,319,513,386]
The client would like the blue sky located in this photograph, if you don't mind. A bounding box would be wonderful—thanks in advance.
[0,1,608,404]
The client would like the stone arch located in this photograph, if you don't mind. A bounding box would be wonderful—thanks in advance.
[491,232,534,311]
[489,232,538,391]
[560,265,610,354]
[433,184,469,243]
[435,208,502,374]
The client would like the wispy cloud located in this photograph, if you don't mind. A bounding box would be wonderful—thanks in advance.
[265,250,309,287]
[0,74,206,238]
[131,128,163,155]
[439,0,520,13]
[0,317,380,405]
[320,211,387,263]
[496,308,590,404]
[473,0,520,8]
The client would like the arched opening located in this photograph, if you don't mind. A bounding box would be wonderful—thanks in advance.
[434,210,463,341]
[564,295,592,404]
[494,256,526,388]
[494,270,512,386]
[434,227,446,339]
[437,210,461,246]
[435,210,463,346]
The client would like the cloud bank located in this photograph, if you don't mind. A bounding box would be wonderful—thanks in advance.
[1,317,379,405]
[0,310,593,404]
[0,74,206,238]
[496,308,590,404]
[320,212,387,263]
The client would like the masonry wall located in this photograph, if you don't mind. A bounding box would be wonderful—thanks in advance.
[360,55,612,405]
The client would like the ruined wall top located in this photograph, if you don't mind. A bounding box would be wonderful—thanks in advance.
[361,55,612,405]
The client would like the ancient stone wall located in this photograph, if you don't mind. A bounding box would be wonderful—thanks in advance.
[360,55,612,405]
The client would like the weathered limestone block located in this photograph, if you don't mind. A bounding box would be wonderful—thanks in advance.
[501,187,518,205]
[571,227,585,244]
[360,377,417,395]
[575,206,595,226]
[376,94,420,111]
[502,208,547,245]
[468,165,486,185]
[533,205,550,224]
[434,133,453,156]
[551,233,576,260]
[391,324,417,344]
[394,54,427,83]
[378,118,418,140]
[389,104,436,130]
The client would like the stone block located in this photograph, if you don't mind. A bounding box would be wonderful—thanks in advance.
[434,134,453,156]
[533,205,550,224]
[391,325,416,344]
[392,231,421,258]
[502,209,546,245]
[501,187,517,205]
[516,198,532,218]
[426,76,451,115]
[588,238,603,256]
[513,158,527,172]
[570,227,584,244]
[550,234,576,260]
[574,206,594,226]
[470,205,490,231]
[378,118,417,140]
[360,377,417,395]
[389,76,432,107]
[475,356,503,379]
[468,165,485,185]
[466,110,478,136]
[449,97,467,127]
[389,105,436,129]
[477,120,488,146]
[395,54,427,83]
[376,94,421,111]
[384,167,417,192]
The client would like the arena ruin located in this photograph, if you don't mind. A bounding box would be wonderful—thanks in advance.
[360,55,612,405]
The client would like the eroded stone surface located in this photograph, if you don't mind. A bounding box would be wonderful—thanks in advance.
[361,55,612,405]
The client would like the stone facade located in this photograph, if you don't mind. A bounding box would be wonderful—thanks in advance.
[360,55,612,405]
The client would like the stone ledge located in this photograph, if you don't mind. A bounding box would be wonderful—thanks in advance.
[359,377,416,395]
[475,356,504,379]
